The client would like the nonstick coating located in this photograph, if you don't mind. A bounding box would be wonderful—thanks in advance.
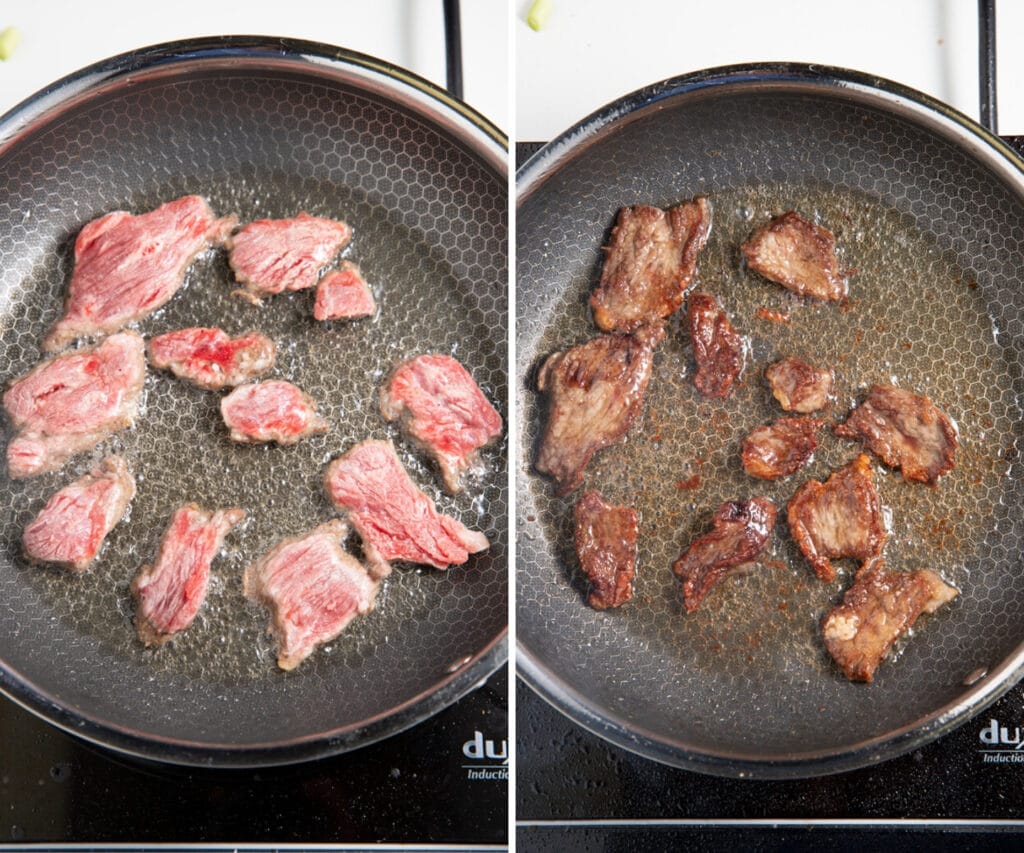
[517,66,1024,777]
[0,39,507,765]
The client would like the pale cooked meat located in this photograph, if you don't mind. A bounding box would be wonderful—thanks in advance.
[765,357,835,413]
[742,417,824,479]
[324,438,489,577]
[833,383,957,485]
[742,211,848,301]
[131,504,245,646]
[314,261,377,321]
[573,490,638,610]
[220,380,329,445]
[43,196,235,352]
[671,497,776,613]
[22,456,135,571]
[688,292,744,399]
[590,198,711,332]
[535,323,665,496]
[148,327,276,390]
[822,557,958,682]
[787,454,886,582]
[4,332,146,479]
[244,520,378,671]
[379,353,503,493]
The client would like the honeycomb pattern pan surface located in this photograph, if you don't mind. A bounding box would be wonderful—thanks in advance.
[0,38,507,766]
[517,65,1024,778]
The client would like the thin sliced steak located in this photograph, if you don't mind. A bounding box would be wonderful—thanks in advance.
[574,490,638,610]
[22,456,135,571]
[591,198,711,332]
[380,353,503,493]
[314,261,377,321]
[244,520,378,671]
[4,332,146,479]
[148,327,276,390]
[742,211,848,301]
[131,504,245,646]
[742,417,824,480]
[324,438,489,577]
[822,557,958,682]
[689,292,744,399]
[536,323,664,496]
[765,357,834,413]
[43,195,235,352]
[220,380,329,445]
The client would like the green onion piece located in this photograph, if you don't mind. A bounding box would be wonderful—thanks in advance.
[527,0,552,31]
[0,26,20,61]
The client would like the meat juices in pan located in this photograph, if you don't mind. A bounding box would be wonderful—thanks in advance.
[244,520,378,671]
[834,383,958,485]
[573,490,638,610]
[535,323,665,496]
[314,261,377,321]
[590,198,711,332]
[220,380,329,445]
[380,353,503,494]
[765,357,834,414]
[43,195,235,352]
[741,210,849,301]
[672,497,777,613]
[822,556,958,683]
[22,456,135,571]
[742,417,825,480]
[787,453,887,583]
[4,331,146,480]
[148,327,276,390]
[688,292,745,399]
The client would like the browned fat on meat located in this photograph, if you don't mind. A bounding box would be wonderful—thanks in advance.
[220,380,329,445]
[22,456,135,571]
[787,454,886,583]
[742,211,848,301]
[590,198,711,332]
[535,323,665,496]
[822,556,958,682]
[834,383,957,485]
[742,417,824,480]
[147,327,276,390]
[765,357,834,413]
[688,292,744,399]
[672,497,776,613]
[314,261,377,321]
[573,490,638,610]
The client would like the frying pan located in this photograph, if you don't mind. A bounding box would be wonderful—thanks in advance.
[0,36,507,766]
[517,63,1024,778]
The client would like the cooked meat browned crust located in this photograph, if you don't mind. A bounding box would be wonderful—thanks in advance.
[787,454,886,583]
[591,199,711,332]
[834,383,957,485]
[742,211,848,301]
[822,556,958,682]
[574,490,638,610]
[765,357,835,413]
[535,323,665,496]
[672,497,776,613]
[742,417,824,480]
[689,292,744,399]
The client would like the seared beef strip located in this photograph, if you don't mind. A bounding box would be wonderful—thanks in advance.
[742,417,824,480]
[535,323,664,496]
[688,292,744,399]
[787,453,886,583]
[765,357,834,413]
[672,497,776,613]
[314,261,377,321]
[822,556,958,682]
[834,383,957,485]
[591,198,711,332]
[148,327,276,390]
[741,211,848,301]
[574,490,638,610]
[220,380,329,445]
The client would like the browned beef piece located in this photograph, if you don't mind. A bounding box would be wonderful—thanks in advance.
[833,384,957,485]
[573,490,638,610]
[535,324,665,496]
[822,557,958,682]
[672,497,776,613]
[591,199,711,332]
[765,357,834,413]
[742,417,824,480]
[787,454,886,583]
[689,292,744,399]
[742,211,848,301]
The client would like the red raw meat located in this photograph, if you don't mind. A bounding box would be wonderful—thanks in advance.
[324,438,490,577]
[22,456,135,571]
[379,353,503,493]
[314,261,377,321]
[4,331,146,479]
[148,327,276,390]
[131,503,245,646]
[43,196,235,352]
[220,380,329,445]
[243,520,378,670]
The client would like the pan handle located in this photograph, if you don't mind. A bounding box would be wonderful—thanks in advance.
[443,0,465,101]
[978,0,997,134]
